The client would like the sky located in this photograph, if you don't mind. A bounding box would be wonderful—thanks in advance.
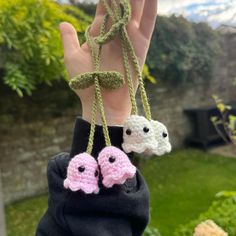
[77,0,236,27]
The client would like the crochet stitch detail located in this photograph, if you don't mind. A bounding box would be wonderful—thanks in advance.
[98,146,136,188]
[122,115,158,154]
[145,120,172,156]
[69,71,124,90]
[64,153,99,194]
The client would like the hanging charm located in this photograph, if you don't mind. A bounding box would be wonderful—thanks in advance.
[98,146,136,188]
[122,115,158,154]
[64,153,100,194]
[145,120,172,156]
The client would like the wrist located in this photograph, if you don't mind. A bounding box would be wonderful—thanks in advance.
[82,103,131,126]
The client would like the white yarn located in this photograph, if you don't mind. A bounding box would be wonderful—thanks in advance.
[122,115,158,154]
[145,120,172,156]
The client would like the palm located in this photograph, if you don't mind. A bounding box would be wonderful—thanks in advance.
[60,0,157,124]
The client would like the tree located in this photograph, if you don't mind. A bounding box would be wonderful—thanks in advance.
[0,0,92,96]
[147,15,220,84]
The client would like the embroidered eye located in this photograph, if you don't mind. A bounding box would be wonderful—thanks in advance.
[126,129,132,135]
[143,127,149,133]
[109,156,116,163]
[162,132,168,138]
[78,166,85,173]
[94,170,99,177]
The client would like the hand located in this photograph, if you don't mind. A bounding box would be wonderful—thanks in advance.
[60,0,157,125]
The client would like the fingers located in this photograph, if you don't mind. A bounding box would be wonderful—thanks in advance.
[139,0,158,39]
[90,0,111,36]
[130,0,145,25]
[95,0,106,17]
[59,22,80,55]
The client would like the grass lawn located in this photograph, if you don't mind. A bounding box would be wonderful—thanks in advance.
[5,149,236,236]
[140,148,236,235]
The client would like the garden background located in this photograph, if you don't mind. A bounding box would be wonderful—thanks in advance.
[0,0,236,236]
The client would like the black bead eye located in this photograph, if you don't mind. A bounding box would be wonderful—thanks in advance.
[143,127,149,133]
[94,170,99,177]
[126,129,132,135]
[162,132,168,138]
[109,156,116,163]
[78,166,85,173]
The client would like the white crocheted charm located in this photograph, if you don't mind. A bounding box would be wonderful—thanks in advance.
[146,120,172,156]
[122,115,158,154]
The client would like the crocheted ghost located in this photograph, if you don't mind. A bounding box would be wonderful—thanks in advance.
[122,115,158,154]
[146,120,172,156]
[64,153,100,194]
[98,146,136,188]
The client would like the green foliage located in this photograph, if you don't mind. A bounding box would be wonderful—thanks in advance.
[175,192,236,236]
[140,149,236,235]
[0,0,91,96]
[147,15,220,84]
[142,64,156,84]
[143,226,162,236]
[211,95,236,146]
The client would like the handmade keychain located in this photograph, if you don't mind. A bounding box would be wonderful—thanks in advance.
[64,14,136,194]
[96,0,172,156]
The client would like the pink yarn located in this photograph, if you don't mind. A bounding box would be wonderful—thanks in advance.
[64,153,99,194]
[98,146,136,188]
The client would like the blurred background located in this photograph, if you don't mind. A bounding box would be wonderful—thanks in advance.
[0,0,235,236]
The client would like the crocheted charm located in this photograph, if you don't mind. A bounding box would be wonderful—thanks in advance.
[64,153,100,194]
[122,115,158,154]
[146,120,172,156]
[98,146,136,188]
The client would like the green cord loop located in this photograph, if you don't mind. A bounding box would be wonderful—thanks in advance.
[94,0,131,45]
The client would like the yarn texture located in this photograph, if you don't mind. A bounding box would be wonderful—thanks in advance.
[69,71,124,90]
[145,120,172,156]
[122,115,158,154]
[98,146,136,188]
[64,153,99,194]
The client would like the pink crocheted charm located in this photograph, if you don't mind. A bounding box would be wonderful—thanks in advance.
[64,153,100,194]
[122,115,158,154]
[98,146,136,188]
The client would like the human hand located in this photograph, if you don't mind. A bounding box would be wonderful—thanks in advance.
[60,0,157,125]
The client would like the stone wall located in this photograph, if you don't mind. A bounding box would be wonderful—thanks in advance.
[0,34,235,204]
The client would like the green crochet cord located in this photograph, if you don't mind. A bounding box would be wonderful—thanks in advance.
[69,71,124,90]
[96,0,152,121]
[86,16,112,154]
[70,0,153,154]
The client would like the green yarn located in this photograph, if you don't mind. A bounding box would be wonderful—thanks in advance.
[94,0,131,45]
[69,0,153,154]
[69,71,124,90]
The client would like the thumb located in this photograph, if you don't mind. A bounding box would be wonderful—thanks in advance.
[59,22,80,56]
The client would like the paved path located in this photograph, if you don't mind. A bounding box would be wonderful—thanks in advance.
[0,172,6,236]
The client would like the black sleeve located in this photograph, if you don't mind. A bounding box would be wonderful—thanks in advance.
[36,118,150,236]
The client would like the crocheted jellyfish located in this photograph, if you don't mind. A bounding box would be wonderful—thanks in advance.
[98,146,136,188]
[122,115,158,154]
[64,153,100,194]
[146,120,172,156]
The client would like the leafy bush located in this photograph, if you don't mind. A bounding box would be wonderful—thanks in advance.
[147,15,220,84]
[0,0,91,96]
[175,191,236,236]
[143,226,162,236]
